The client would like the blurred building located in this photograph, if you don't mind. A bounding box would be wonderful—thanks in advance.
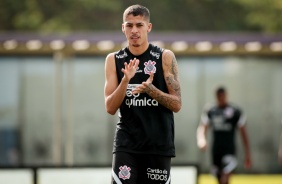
[0,32,282,173]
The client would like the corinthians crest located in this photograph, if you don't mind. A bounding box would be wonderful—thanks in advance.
[144,60,156,74]
[119,165,131,180]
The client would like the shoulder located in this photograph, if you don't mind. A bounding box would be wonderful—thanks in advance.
[201,103,214,124]
[107,47,128,62]
[106,52,115,60]
[162,49,176,61]
[106,47,127,61]
[105,52,116,64]
[228,103,242,112]
[228,103,243,116]
[105,52,117,73]
[204,103,216,114]
[161,49,177,69]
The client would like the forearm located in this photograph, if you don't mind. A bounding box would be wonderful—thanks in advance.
[105,78,128,115]
[240,127,251,156]
[197,125,207,142]
[243,138,251,156]
[197,124,208,150]
[146,83,181,112]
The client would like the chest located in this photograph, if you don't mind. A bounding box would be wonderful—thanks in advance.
[209,107,238,131]
[116,53,163,84]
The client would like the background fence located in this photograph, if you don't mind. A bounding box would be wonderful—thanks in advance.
[1,35,282,173]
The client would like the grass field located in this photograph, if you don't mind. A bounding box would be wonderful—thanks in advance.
[199,174,282,184]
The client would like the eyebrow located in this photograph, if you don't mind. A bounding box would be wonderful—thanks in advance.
[125,22,145,25]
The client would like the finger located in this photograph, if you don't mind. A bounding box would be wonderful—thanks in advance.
[132,89,139,94]
[124,62,128,70]
[133,85,144,93]
[131,58,137,65]
[132,88,141,94]
[132,85,138,92]
[147,72,154,83]
[134,59,140,69]
[150,72,154,80]
[142,82,149,86]
[128,60,132,68]
[133,84,142,91]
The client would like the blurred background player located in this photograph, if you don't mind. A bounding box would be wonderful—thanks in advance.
[104,4,182,184]
[197,86,252,184]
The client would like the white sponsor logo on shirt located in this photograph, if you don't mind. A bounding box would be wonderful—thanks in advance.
[125,84,158,108]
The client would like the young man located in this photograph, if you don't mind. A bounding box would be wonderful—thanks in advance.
[104,5,181,184]
[197,87,251,184]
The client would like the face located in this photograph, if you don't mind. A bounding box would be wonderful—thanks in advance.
[122,15,152,47]
[217,92,227,107]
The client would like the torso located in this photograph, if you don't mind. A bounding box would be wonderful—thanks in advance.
[113,44,175,157]
[207,104,242,154]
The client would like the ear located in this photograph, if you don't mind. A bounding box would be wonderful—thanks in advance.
[147,23,152,33]
[122,24,125,33]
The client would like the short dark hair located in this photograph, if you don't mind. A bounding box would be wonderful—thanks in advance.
[216,86,226,96]
[123,4,150,22]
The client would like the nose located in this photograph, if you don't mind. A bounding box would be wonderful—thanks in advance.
[131,25,138,33]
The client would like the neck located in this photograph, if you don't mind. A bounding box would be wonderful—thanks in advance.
[128,42,149,56]
[218,102,227,107]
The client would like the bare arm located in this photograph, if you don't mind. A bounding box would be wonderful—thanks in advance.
[132,50,182,112]
[239,125,252,169]
[104,54,139,115]
[197,124,209,151]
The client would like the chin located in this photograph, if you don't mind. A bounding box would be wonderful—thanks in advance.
[130,41,141,47]
[132,44,141,47]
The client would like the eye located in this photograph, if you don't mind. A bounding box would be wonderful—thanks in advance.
[126,24,133,27]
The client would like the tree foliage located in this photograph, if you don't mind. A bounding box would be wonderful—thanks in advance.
[0,0,281,33]
[234,0,282,33]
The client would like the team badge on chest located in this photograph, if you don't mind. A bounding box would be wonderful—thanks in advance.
[119,165,131,180]
[144,60,156,74]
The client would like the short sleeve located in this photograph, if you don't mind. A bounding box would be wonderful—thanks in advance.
[201,104,212,125]
[201,112,209,125]
[237,110,247,127]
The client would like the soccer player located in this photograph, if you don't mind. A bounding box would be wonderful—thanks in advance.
[197,87,251,184]
[104,5,182,184]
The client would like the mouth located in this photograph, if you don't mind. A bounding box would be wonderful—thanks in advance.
[130,35,140,41]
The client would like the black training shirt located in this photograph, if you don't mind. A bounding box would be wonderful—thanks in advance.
[201,103,246,155]
[113,44,175,157]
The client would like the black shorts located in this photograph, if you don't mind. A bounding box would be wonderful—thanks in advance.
[112,152,171,184]
[212,153,238,175]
